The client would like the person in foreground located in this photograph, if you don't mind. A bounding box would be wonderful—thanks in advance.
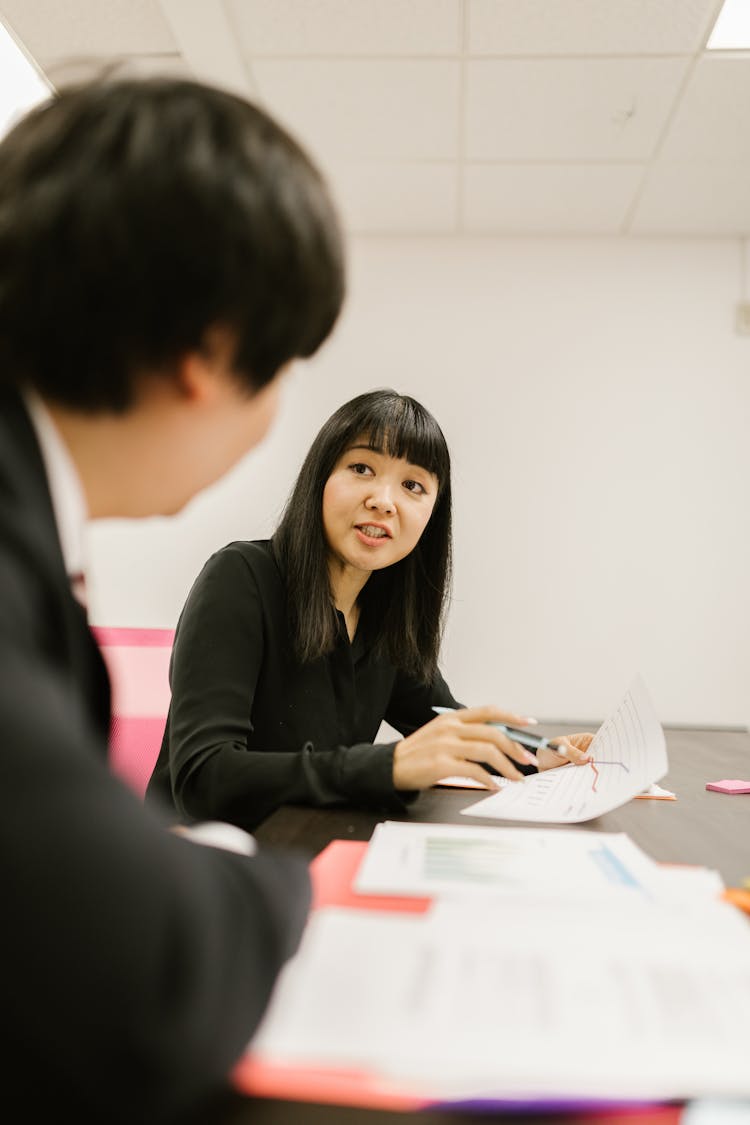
[147,390,594,833]
[0,77,344,1122]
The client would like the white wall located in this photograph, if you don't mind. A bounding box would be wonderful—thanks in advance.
[87,235,750,728]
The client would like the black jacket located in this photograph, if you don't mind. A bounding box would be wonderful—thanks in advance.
[146,539,461,830]
[0,389,311,1124]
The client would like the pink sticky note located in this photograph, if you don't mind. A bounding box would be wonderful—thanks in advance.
[705,779,750,794]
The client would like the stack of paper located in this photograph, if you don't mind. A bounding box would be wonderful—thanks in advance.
[251,879,750,1103]
[353,820,723,905]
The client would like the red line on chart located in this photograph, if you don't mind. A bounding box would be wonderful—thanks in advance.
[587,760,629,793]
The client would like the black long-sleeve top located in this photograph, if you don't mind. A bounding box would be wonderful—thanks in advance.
[146,539,462,831]
[2,396,311,1125]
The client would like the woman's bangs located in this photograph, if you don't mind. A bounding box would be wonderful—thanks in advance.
[361,397,449,483]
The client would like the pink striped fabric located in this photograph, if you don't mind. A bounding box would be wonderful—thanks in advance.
[93,626,176,648]
[91,626,175,797]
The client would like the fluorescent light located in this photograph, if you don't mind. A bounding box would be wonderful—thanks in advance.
[707,0,750,49]
[0,20,52,140]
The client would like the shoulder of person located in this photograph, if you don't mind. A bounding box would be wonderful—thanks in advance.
[202,539,284,588]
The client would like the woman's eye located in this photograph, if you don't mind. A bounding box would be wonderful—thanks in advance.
[403,480,426,495]
[349,462,372,476]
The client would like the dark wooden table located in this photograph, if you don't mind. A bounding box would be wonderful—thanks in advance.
[216,724,750,1124]
[256,725,750,885]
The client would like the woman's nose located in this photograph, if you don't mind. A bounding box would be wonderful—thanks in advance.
[366,489,395,514]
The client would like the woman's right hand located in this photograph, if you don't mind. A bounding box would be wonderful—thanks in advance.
[392,705,538,791]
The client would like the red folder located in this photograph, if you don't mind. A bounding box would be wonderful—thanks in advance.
[233,840,683,1122]
[309,838,430,914]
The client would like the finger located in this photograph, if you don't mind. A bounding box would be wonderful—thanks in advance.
[536,747,566,772]
[445,761,502,791]
[548,737,591,764]
[568,732,596,752]
[455,704,536,728]
[455,723,538,768]
[565,745,592,765]
[456,740,528,782]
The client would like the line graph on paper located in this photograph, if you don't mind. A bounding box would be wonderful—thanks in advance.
[461,676,668,824]
[588,759,629,793]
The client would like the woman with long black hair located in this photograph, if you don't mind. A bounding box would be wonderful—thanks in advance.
[146,389,591,831]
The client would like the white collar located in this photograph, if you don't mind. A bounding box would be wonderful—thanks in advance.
[23,389,88,582]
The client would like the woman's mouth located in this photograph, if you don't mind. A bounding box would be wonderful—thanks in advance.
[355,524,391,545]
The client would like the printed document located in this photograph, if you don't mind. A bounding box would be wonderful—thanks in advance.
[462,675,667,824]
[250,898,750,1101]
[354,821,674,902]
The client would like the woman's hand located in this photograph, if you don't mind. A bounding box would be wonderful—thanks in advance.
[393,705,540,791]
[536,732,595,772]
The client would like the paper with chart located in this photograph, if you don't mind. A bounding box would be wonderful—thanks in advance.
[249,897,750,1101]
[354,821,672,902]
[461,675,668,824]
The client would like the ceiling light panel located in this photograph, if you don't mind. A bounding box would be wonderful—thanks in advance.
[0,19,51,140]
[707,0,750,49]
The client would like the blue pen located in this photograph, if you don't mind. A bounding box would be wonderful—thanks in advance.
[431,706,567,755]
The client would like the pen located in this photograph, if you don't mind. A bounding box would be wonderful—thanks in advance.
[431,706,568,756]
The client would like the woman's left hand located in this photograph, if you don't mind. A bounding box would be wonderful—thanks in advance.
[536,732,595,772]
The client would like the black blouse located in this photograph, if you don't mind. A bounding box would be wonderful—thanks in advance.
[146,539,461,831]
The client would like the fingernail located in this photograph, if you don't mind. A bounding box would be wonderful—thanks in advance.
[525,717,539,725]
[523,751,536,764]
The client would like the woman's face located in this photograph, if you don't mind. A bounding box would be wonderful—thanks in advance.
[322,442,439,575]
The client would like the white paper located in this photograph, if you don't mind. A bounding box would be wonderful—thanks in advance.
[354,820,673,902]
[682,1100,750,1124]
[636,782,676,799]
[437,778,676,799]
[462,675,668,824]
[250,899,750,1101]
[436,774,491,789]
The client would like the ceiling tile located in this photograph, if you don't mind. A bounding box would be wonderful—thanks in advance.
[324,161,457,233]
[468,0,717,56]
[1,0,744,239]
[466,57,689,160]
[228,0,460,55]
[40,53,191,88]
[253,60,460,163]
[1,0,176,63]
[630,160,750,235]
[159,0,256,101]
[463,162,644,233]
[658,55,750,162]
